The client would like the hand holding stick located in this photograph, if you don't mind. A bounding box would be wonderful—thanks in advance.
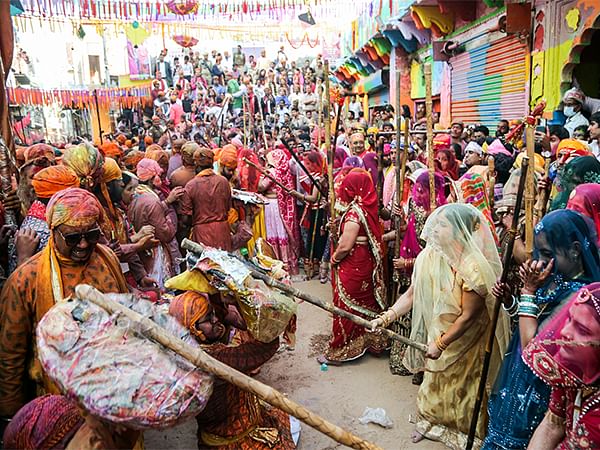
[243,157,305,203]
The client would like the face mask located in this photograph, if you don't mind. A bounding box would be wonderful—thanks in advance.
[564,106,577,117]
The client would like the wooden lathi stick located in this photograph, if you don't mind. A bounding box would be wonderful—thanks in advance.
[487,155,495,209]
[524,124,536,259]
[76,285,382,450]
[424,64,436,212]
[181,239,427,352]
[242,157,297,199]
[465,157,530,450]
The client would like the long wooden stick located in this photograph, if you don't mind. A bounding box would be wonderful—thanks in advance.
[76,285,381,450]
[424,64,435,211]
[393,74,408,292]
[281,140,328,197]
[242,157,297,198]
[536,153,551,220]
[466,157,530,450]
[181,239,427,352]
[488,155,496,209]
[324,61,336,245]
[524,125,535,258]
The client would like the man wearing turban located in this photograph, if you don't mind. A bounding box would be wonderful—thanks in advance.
[170,141,198,188]
[0,188,128,421]
[168,290,297,449]
[61,143,105,191]
[218,144,238,181]
[180,147,233,251]
[8,165,80,272]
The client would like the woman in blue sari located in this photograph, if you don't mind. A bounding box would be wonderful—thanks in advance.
[483,209,600,449]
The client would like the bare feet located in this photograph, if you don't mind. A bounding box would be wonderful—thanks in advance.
[411,430,425,443]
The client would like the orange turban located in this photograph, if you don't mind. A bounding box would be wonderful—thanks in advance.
[557,139,591,164]
[124,140,133,149]
[116,134,127,145]
[432,134,451,151]
[101,157,123,183]
[122,150,144,171]
[168,291,210,341]
[100,142,124,159]
[46,187,104,229]
[32,166,80,199]
[145,145,169,165]
[219,144,238,169]
[144,136,154,145]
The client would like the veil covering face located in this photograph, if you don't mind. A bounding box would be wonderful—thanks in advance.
[523,282,600,388]
[404,203,510,377]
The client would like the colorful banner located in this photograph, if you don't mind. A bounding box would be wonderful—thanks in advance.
[7,84,152,109]
[127,40,152,81]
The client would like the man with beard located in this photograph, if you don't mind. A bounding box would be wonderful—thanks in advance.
[471,125,490,146]
[496,119,510,138]
[449,121,466,158]
[458,140,485,178]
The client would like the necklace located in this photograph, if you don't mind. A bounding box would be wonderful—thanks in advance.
[535,274,585,305]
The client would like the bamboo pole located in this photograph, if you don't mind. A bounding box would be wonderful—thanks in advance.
[260,113,269,152]
[323,61,336,243]
[465,157,530,450]
[281,140,328,197]
[242,157,299,199]
[392,72,405,296]
[242,94,247,148]
[524,125,536,258]
[536,152,552,220]
[424,64,435,211]
[76,285,382,450]
[181,239,427,352]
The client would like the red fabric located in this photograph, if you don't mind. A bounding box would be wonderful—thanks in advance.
[237,148,260,192]
[434,148,459,180]
[567,183,600,245]
[269,148,299,250]
[338,169,382,243]
[550,387,600,450]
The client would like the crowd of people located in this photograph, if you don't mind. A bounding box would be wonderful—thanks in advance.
[0,45,600,450]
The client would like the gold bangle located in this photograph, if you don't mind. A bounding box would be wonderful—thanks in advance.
[435,333,448,352]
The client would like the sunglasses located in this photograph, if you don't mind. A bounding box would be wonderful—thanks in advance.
[56,228,102,247]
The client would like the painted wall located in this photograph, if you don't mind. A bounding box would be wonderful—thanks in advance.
[531,0,600,115]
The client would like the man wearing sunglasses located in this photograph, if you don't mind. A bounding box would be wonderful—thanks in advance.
[0,187,129,423]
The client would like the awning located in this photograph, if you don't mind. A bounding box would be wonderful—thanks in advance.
[352,70,389,96]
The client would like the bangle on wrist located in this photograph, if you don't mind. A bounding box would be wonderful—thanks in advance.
[502,295,519,317]
[435,333,448,352]
[518,300,540,319]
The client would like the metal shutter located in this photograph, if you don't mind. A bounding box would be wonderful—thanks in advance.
[450,35,528,128]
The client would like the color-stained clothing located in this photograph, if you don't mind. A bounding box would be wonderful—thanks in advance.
[180,169,232,251]
[0,244,128,417]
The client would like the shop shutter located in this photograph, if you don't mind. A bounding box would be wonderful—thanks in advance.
[450,35,528,128]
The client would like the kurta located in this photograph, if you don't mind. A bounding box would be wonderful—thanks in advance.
[0,244,128,417]
[180,169,232,251]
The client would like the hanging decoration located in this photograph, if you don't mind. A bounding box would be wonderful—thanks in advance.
[285,32,320,49]
[172,34,199,48]
[7,85,153,109]
[165,0,199,16]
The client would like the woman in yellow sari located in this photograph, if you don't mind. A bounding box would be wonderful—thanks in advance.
[372,203,510,449]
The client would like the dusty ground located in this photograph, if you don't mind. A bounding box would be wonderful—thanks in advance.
[146,280,446,450]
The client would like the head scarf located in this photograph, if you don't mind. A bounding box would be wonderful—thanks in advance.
[435,148,459,180]
[237,148,260,192]
[412,171,447,212]
[334,147,348,170]
[567,184,600,245]
[181,142,199,158]
[219,144,238,169]
[195,147,215,165]
[303,151,324,175]
[534,210,600,282]
[32,166,80,200]
[458,172,498,243]
[486,139,513,157]
[432,133,451,151]
[405,204,508,375]
[362,152,378,186]
[46,187,104,230]
[122,150,144,171]
[342,156,364,169]
[136,158,164,186]
[145,145,169,166]
[168,291,211,342]
[23,143,56,166]
[61,143,104,190]
[100,142,123,159]
[513,151,545,174]
[523,282,600,387]
[556,138,591,165]
[464,140,484,156]
[552,156,600,210]
[3,394,84,450]
[101,157,123,184]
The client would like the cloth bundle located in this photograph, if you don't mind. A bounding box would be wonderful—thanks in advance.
[192,246,297,343]
[37,293,213,429]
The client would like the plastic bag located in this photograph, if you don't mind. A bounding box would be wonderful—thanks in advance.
[37,293,213,430]
[358,407,394,429]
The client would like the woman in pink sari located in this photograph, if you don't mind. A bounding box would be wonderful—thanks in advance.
[318,169,387,365]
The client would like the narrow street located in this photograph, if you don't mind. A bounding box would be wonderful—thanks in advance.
[146,280,446,450]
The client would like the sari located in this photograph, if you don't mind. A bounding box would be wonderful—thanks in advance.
[551,156,600,211]
[522,283,600,449]
[300,151,327,265]
[483,210,600,449]
[326,169,387,362]
[389,171,447,376]
[566,183,600,245]
[457,172,498,244]
[404,204,509,449]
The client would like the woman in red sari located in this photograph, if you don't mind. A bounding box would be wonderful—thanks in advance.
[318,169,387,365]
[524,282,600,449]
